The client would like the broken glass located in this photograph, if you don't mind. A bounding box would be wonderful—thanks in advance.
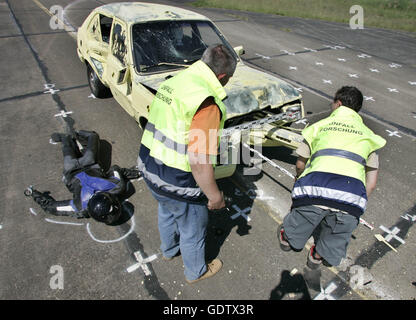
[132,20,237,73]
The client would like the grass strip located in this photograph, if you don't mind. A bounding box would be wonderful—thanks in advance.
[192,0,416,33]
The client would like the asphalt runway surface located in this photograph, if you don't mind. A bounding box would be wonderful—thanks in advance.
[1,0,415,303]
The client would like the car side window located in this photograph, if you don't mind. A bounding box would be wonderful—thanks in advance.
[88,14,101,42]
[111,22,127,65]
[99,14,113,44]
[197,22,220,46]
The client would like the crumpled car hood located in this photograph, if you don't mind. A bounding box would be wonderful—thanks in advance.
[134,63,301,118]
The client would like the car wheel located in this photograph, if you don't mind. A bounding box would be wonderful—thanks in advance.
[87,63,111,98]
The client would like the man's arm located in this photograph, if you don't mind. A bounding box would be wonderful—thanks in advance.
[365,152,379,197]
[29,188,87,218]
[188,97,225,210]
[189,153,225,210]
[295,156,308,180]
[365,167,378,197]
[294,140,310,180]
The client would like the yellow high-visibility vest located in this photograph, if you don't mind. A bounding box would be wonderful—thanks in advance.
[138,60,227,201]
[300,106,386,184]
[292,106,386,217]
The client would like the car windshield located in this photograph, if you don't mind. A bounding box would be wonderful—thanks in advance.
[132,20,237,73]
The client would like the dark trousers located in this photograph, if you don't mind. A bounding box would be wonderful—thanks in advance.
[62,130,99,175]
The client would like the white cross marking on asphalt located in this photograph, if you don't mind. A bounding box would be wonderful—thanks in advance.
[127,251,159,275]
[364,96,375,101]
[255,53,271,60]
[281,49,295,55]
[409,81,416,85]
[289,66,297,70]
[314,282,337,300]
[401,214,416,222]
[323,79,332,84]
[369,68,380,73]
[386,130,401,137]
[389,63,402,68]
[387,88,399,93]
[379,226,405,244]
[304,47,317,52]
[324,45,345,50]
[44,83,55,89]
[358,54,371,58]
[44,88,60,94]
[348,73,359,78]
[337,58,346,62]
[43,83,60,95]
[231,205,252,222]
[54,110,73,118]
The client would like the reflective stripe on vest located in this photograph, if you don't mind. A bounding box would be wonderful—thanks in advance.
[141,61,227,173]
[138,61,227,201]
[306,148,366,169]
[291,171,367,217]
[145,122,188,155]
[293,106,386,217]
[300,106,386,183]
[137,147,202,200]
[292,185,367,210]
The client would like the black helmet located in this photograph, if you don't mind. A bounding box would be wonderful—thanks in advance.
[87,192,121,225]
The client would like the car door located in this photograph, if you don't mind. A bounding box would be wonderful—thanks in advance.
[84,13,111,80]
[104,18,134,116]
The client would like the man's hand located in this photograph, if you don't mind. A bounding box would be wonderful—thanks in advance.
[207,191,225,211]
[295,156,308,180]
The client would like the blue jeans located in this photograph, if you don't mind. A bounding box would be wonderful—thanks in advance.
[150,190,208,281]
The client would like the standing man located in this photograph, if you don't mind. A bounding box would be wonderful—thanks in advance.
[138,44,237,283]
[279,86,386,269]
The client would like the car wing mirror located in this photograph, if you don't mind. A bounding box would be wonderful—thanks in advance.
[233,45,245,57]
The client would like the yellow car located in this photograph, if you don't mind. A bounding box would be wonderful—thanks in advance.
[77,2,304,178]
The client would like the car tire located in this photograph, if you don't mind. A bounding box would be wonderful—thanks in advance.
[87,63,111,98]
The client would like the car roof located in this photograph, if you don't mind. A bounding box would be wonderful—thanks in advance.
[97,2,210,24]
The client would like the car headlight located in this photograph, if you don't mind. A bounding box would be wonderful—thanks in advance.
[279,82,299,99]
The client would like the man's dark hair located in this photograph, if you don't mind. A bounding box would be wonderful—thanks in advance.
[334,86,363,112]
[201,44,237,78]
